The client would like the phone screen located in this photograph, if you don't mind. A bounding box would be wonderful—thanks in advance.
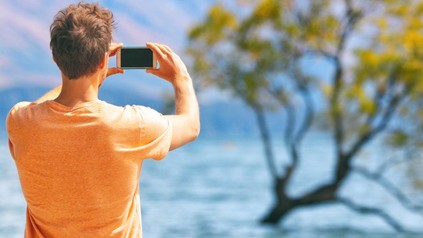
[120,47,154,68]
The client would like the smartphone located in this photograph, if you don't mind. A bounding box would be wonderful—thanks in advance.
[116,47,157,69]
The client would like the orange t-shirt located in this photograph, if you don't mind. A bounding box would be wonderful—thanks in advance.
[6,100,172,238]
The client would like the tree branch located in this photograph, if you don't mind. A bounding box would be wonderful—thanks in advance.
[283,102,296,146]
[294,84,315,145]
[365,69,399,129]
[352,165,423,212]
[346,86,410,161]
[266,84,298,181]
[283,81,315,183]
[293,184,338,206]
[376,151,421,176]
[338,197,405,232]
[331,0,362,150]
[265,86,295,146]
[253,104,279,178]
[302,48,337,63]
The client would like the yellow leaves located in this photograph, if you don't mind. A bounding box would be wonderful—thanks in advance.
[409,17,423,29]
[359,98,376,115]
[356,49,398,69]
[383,2,423,54]
[359,50,379,67]
[188,4,237,45]
[346,85,376,115]
[400,59,423,85]
[284,24,299,37]
[254,0,281,20]
[355,47,403,84]
[403,31,423,54]
[416,2,423,15]
[241,0,282,31]
[386,130,409,147]
[403,59,421,72]
[396,5,408,15]
[320,83,332,98]
[302,14,340,50]
[376,18,388,30]
[413,180,423,190]
[209,4,237,29]
[413,78,423,94]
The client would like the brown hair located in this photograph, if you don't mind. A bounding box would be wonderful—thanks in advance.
[50,2,115,79]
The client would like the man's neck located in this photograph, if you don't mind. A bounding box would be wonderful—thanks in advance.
[54,73,101,107]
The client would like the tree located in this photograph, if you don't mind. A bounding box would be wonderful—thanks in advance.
[187,0,423,232]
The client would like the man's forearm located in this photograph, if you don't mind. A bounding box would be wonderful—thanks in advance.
[34,85,62,103]
[173,76,198,116]
[165,75,200,150]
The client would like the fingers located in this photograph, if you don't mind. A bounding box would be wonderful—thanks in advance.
[147,42,166,59]
[147,42,174,59]
[146,43,172,78]
[107,67,124,77]
[146,68,157,76]
[109,43,123,57]
[158,44,173,55]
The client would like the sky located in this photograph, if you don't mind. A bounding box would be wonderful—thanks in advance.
[0,0,216,99]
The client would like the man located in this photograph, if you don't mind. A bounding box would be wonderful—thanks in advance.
[6,2,199,237]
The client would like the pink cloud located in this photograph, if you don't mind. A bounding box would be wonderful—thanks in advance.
[113,14,165,46]
[0,1,54,54]
[113,0,213,51]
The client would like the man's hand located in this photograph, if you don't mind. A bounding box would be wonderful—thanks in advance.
[106,43,124,77]
[146,42,190,85]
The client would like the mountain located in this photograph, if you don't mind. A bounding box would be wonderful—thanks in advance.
[0,86,279,139]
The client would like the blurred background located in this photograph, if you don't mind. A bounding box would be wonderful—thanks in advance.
[1,0,423,237]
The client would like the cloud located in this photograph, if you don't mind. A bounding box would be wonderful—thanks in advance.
[113,14,165,46]
[1,67,59,88]
[112,0,214,51]
[0,0,215,90]
[0,57,12,69]
[0,1,57,54]
[0,74,13,88]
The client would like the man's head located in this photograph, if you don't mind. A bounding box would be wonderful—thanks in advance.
[50,2,114,80]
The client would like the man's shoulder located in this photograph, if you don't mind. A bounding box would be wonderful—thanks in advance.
[10,101,33,112]
[103,102,161,117]
[101,102,167,127]
[7,101,35,119]
[6,101,35,133]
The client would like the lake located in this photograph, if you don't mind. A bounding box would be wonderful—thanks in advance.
[1,133,422,238]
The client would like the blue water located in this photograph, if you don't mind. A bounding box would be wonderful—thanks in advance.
[1,134,422,238]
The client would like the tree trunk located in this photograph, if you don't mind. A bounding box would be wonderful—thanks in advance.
[260,203,292,224]
[260,178,293,224]
[261,176,340,224]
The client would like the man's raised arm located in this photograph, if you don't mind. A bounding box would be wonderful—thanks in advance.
[146,43,200,150]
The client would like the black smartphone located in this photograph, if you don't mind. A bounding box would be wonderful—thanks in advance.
[116,47,157,69]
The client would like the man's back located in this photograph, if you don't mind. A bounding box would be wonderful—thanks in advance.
[7,100,172,237]
[7,3,199,237]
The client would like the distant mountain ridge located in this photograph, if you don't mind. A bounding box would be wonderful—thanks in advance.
[0,86,281,139]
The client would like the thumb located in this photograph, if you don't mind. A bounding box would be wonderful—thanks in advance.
[146,68,158,75]
[107,67,124,77]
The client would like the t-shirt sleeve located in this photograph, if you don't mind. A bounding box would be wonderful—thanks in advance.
[6,101,31,132]
[135,106,172,161]
[6,108,15,159]
[6,101,32,160]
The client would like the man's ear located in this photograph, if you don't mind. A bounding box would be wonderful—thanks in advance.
[98,53,108,69]
[52,53,57,64]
